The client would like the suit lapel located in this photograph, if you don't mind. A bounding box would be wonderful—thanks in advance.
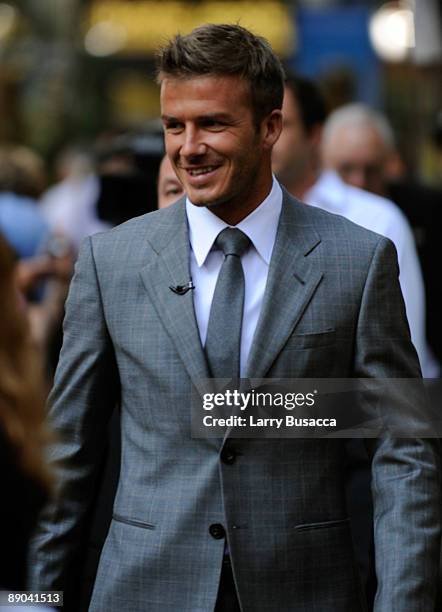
[139,193,323,422]
[245,191,323,379]
[139,200,211,397]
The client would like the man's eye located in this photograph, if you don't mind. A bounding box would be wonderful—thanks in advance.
[202,120,224,129]
[165,123,183,133]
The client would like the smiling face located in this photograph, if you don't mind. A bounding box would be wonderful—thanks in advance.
[160,74,281,224]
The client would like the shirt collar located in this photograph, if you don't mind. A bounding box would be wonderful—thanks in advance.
[305,170,348,212]
[186,177,282,267]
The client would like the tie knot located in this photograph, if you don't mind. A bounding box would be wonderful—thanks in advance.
[215,228,251,258]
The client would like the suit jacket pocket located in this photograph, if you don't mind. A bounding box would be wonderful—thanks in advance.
[284,329,336,350]
[112,513,156,530]
[294,518,349,532]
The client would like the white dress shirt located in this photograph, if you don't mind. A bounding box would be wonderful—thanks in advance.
[305,170,439,377]
[186,178,282,376]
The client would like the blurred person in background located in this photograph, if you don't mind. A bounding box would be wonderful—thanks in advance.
[321,103,393,196]
[0,144,75,376]
[0,146,49,260]
[18,239,75,379]
[272,75,439,607]
[40,146,109,251]
[157,154,184,209]
[17,145,77,363]
[6,146,47,200]
[271,75,324,201]
[322,104,442,367]
[0,233,52,591]
[272,75,438,378]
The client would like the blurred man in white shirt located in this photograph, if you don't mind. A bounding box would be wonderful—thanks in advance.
[272,74,438,377]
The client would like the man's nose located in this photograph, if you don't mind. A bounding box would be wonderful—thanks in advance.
[180,128,207,157]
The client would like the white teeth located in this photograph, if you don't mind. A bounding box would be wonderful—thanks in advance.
[189,166,216,176]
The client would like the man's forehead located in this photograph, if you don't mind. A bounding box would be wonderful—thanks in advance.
[160,76,253,120]
[160,74,250,99]
[334,124,385,157]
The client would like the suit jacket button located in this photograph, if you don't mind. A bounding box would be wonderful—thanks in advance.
[209,523,226,539]
[221,447,236,465]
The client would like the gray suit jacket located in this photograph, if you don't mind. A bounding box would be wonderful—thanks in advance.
[29,191,441,611]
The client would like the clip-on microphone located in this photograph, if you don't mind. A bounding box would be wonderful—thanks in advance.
[169,281,195,295]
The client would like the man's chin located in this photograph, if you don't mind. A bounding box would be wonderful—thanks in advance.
[186,187,225,208]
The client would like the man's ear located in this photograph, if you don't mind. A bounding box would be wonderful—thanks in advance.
[262,110,283,149]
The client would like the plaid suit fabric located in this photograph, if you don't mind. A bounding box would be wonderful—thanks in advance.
[28,192,440,611]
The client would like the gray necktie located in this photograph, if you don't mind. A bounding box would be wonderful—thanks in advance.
[205,228,251,379]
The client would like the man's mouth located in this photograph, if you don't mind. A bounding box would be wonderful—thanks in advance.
[185,165,220,177]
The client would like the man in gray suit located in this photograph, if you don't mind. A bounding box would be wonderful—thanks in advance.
[29,24,440,611]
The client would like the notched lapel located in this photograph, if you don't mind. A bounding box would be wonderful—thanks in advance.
[139,203,211,396]
[246,195,324,379]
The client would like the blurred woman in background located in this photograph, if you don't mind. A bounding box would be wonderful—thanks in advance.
[0,233,52,591]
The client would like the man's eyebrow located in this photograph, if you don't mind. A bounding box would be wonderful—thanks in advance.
[196,113,232,121]
[161,113,233,122]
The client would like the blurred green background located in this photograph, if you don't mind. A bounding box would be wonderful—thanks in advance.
[0,0,440,183]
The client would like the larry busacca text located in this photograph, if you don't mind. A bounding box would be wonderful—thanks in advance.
[191,378,440,439]
[200,388,336,430]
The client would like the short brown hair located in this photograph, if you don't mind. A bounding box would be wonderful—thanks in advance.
[156,23,285,125]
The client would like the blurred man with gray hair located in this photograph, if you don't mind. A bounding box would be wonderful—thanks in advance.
[321,103,395,196]
[322,102,442,370]
[273,77,438,377]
